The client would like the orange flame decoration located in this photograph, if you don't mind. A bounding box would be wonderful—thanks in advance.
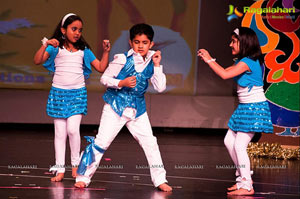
[242,0,279,54]
[265,32,299,83]
[242,0,299,84]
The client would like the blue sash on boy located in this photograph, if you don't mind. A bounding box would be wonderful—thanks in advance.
[103,53,154,118]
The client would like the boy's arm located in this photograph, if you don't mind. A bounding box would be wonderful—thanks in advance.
[150,51,166,93]
[150,66,166,93]
[100,54,126,89]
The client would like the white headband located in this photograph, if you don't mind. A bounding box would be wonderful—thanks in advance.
[61,13,76,27]
[233,28,239,36]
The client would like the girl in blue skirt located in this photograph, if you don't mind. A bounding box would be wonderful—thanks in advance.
[198,27,273,195]
[33,13,110,182]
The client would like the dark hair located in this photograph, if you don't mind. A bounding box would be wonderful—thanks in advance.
[232,27,263,64]
[51,14,91,50]
[129,23,154,41]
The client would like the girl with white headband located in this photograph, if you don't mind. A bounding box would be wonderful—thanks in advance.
[198,27,273,196]
[33,13,111,182]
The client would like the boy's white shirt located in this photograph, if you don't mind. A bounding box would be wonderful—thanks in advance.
[100,49,166,93]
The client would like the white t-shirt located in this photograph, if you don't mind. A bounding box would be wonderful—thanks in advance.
[52,48,85,89]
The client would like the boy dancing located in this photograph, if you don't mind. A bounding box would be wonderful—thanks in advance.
[75,23,172,192]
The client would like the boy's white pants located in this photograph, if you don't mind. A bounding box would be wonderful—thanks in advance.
[76,104,167,187]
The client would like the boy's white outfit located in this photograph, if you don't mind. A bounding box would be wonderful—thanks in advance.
[76,49,168,187]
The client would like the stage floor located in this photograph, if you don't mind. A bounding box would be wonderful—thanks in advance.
[0,124,299,199]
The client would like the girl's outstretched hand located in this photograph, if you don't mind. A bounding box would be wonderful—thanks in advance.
[103,40,111,52]
[197,49,212,63]
[47,39,60,48]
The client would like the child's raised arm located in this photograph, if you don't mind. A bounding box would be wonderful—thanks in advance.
[90,40,110,73]
[198,49,249,80]
[150,50,166,93]
[33,38,59,65]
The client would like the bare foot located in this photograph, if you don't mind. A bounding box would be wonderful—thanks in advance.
[228,180,253,191]
[158,183,172,192]
[74,181,86,188]
[227,188,254,195]
[227,184,237,191]
[72,167,78,178]
[51,173,64,182]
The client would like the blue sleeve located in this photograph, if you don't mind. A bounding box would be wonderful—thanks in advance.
[239,57,255,73]
[85,48,96,63]
[45,45,54,56]
[43,45,58,72]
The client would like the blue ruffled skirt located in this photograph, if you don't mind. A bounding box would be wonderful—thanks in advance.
[46,86,87,118]
[228,101,273,133]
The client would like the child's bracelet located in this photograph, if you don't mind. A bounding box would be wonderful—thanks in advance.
[206,58,216,63]
[41,37,48,47]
